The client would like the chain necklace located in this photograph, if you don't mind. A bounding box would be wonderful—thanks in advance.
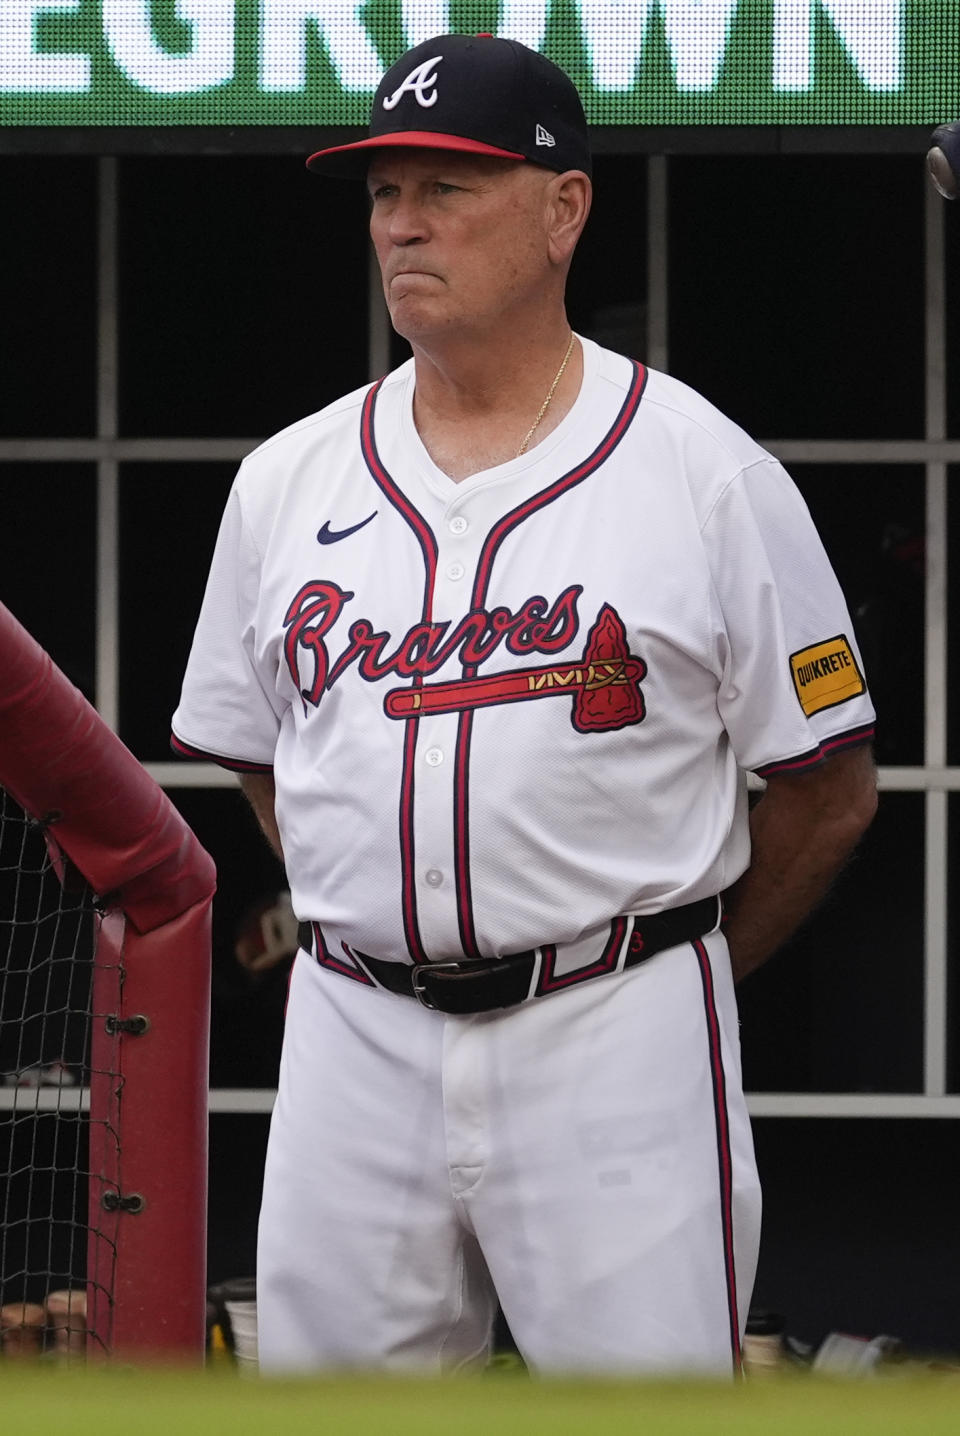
[516,331,576,457]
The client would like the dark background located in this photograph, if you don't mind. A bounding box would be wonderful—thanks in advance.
[1,135,959,1359]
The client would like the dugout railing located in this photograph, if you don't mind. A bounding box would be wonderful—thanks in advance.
[0,600,215,1359]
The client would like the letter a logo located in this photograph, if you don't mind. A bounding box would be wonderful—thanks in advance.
[383,56,443,110]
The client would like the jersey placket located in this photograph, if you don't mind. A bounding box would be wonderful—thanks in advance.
[410,505,482,962]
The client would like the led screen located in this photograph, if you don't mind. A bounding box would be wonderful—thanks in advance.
[1,1,957,126]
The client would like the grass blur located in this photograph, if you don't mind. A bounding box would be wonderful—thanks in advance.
[1,1365,960,1435]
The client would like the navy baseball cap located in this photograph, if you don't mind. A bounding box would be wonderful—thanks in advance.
[306,33,591,178]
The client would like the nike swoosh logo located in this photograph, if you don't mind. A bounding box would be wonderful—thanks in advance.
[317,512,377,545]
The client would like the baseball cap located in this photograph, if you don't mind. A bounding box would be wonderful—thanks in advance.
[306,33,591,179]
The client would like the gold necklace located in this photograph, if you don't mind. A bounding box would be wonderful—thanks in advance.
[516,332,576,457]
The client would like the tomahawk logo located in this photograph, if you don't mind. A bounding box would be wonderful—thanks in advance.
[383,55,442,109]
[535,124,555,147]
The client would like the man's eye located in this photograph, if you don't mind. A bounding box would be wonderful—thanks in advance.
[434,182,459,194]
[369,184,396,200]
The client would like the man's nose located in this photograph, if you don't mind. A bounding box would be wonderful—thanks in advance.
[386,196,428,245]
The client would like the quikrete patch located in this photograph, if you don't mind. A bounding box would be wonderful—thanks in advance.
[790,635,865,716]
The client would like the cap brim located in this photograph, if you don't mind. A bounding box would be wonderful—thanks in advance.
[306,130,526,177]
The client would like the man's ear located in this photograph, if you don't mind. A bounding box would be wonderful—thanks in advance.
[547,171,592,266]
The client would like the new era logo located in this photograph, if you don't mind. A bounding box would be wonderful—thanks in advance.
[535,123,555,147]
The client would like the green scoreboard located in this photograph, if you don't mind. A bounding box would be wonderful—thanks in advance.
[1,0,958,127]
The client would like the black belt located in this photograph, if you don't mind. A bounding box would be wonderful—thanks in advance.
[298,896,721,1016]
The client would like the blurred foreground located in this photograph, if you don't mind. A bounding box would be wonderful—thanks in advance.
[2,1365,960,1436]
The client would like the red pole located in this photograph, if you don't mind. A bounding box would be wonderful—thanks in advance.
[108,904,211,1358]
[87,910,123,1357]
[87,903,211,1360]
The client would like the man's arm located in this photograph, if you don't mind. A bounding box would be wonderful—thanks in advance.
[722,743,878,984]
[239,771,284,862]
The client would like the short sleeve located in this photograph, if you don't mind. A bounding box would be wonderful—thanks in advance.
[705,458,875,777]
[171,477,283,771]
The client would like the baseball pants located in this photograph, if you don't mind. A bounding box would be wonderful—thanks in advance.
[256,929,761,1375]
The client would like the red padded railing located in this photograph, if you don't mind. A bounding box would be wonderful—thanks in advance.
[0,601,215,1359]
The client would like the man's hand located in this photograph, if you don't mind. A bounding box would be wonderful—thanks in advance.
[723,743,878,983]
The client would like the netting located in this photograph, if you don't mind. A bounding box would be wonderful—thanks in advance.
[0,787,110,1358]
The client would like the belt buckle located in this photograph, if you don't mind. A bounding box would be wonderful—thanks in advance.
[410,961,470,1010]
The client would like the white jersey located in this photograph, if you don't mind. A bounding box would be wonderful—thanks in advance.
[172,338,874,970]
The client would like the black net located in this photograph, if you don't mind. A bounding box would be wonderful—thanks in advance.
[0,787,102,1358]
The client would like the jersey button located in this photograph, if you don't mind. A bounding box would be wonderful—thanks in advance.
[448,516,468,535]
[424,747,443,766]
[425,869,444,887]
[446,561,465,581]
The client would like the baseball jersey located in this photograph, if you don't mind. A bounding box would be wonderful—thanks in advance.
[172,338,875,970]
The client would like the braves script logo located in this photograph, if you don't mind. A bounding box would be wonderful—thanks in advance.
[283,582,646,733]
[382,55,443,110]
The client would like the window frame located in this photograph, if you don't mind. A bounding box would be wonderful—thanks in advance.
[2,149,955,1116]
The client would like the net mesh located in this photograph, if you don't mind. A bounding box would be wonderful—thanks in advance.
[0,787,114,1358]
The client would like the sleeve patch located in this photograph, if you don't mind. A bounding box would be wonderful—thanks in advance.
[790,635,865,717]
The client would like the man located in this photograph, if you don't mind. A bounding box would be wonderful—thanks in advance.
[172,34,877,1375]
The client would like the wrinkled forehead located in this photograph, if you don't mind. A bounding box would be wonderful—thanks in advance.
[365,147,531,187]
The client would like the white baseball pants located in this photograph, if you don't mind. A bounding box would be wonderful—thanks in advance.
[256,930,761,1375]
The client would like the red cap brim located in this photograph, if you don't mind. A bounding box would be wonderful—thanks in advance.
[306,130,526,177]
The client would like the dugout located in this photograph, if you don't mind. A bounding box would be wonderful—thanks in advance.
[2,1,960,1363]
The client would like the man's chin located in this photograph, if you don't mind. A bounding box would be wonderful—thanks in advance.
[387,301,458,345]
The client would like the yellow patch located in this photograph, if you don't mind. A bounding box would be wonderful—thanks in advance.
[790,634,865,717]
